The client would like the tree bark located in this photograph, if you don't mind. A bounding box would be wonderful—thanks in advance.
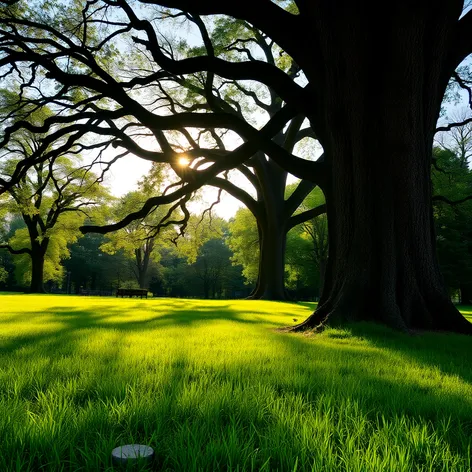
[293,1,472,334]
[318,258,327,299]
[248,218,287,301]
[134,245,152,289]
[137,267,147,290]
[29,243,47,294]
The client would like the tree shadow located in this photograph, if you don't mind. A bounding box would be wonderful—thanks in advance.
[0,300,283,358]
[343,321,472,384]
[1,298,471,470]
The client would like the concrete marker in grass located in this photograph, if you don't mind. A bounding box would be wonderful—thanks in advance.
[111,444,154,468]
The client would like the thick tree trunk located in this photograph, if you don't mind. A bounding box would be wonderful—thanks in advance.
[30,248,46,294]
[135,248,150,289]
[248,220,287,301]
[247,158,292,301]
[293,2,472,334]
[138,270,147,290]
[318,258,327,299]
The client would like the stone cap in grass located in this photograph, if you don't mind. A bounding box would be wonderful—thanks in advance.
[111,444,154,468]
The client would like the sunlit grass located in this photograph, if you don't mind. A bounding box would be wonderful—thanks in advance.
[0,294,471,471]
[460,305,472,323]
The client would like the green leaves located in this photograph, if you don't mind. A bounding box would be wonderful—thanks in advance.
[0,265,7,283]
[227,208,259,284]
[432,146,472,290]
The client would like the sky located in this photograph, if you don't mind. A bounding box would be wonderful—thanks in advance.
[104,153,249,219]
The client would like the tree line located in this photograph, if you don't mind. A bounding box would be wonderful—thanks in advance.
[0,179,329,299]
[1,140,472,302]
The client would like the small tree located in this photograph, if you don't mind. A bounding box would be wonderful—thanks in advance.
[0,155,109,292]
[193,238,233,298]
[61,232,131,293]
[100,190,178,289]
[227,208,259,287]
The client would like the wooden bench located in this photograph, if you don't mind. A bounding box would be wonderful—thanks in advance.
[116,288,148,299]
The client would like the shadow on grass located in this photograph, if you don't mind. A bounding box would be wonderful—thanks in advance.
[0,300,278,359]
[0,300,472,470]
[1,298,471,464]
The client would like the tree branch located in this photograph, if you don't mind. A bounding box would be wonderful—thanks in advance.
[287,204,326,230]
[81,104,296,233]
[432,194,472,205]
[0,244,31,255]
[284,178,317,217]
[436,117,472,132]
[208,176,259,217]
[134,0,301,59]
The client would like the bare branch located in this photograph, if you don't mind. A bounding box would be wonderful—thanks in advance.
[436,117,472,133]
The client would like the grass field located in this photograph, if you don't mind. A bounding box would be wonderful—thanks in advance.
[0,294,471,471]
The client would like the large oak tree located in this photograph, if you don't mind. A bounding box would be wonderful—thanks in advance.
[0,0,471,332]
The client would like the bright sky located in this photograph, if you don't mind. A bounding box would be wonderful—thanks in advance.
[102,133,325,219]
[104,153,248,219]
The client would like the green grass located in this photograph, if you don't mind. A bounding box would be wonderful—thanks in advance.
[459,305,472,323]
[0,294,471,471]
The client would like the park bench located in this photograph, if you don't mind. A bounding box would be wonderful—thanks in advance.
[116,288,148,299]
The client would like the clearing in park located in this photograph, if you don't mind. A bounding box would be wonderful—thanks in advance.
[0,294,471,471]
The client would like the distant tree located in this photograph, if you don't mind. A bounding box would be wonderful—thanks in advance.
[100,188,179,289]
[193,238,234,298]
[284,225,315,298]
[0,264,6,284]
[227,208,259,287]
[156,246,194,298]
[432,146,472,301]
[0,153,110,292]
[436,108,472,168]
[64,232,132,293]
[298,187,329,295]
[175,213,228,263]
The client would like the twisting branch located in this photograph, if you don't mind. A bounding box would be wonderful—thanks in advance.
[147,193,192,243]
[453,71,472,111]
[81,104,297,233]
[198,187,223,227]
[131,0,302,63]
[436,117,472,133]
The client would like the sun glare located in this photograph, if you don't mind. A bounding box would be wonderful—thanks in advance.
[177,155,190,167]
